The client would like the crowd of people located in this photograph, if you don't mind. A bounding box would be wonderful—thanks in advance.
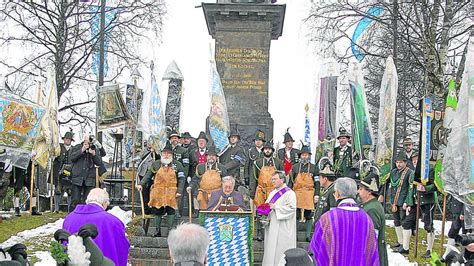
[1,125,473,265]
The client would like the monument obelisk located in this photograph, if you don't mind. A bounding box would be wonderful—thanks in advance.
[202,0,285,147]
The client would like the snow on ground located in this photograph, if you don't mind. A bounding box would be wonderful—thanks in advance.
[0,218,64,249]
[0,207,132,265]
[33,251,56,266]
[387,246,417,266]
[108,206,133,226]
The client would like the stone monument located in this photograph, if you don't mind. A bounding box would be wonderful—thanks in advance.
[202,0,285,147]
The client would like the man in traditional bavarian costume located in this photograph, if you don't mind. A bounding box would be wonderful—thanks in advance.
[333,127,352,177]
[53,131,75,212]
[220,128,246,189]
[168,129,189,217]
[245,130,265,186]
[277,129,300,176]
[137,142,186,237]
[251,140,283,241]
[402,137,417,170]
[380,152,414,254]
[358,172,388,266]
[186,146,227,210]
[187,131,208,216]
[288,144,318,242]
[313,162,337,224]
[180,132,196,152]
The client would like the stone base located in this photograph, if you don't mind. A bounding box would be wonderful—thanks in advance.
[230,114,273,149]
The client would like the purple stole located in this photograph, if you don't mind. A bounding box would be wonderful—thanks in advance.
[257,186,290,215]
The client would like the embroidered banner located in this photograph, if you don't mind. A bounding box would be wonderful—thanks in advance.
[97,84,131,130]
[0,97,45,169]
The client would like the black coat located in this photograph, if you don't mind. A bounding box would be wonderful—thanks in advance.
[70,143,103,187]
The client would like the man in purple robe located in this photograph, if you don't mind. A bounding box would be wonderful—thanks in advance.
[309,177,379,266]
[207,176,248,211]
[63,188,130,266]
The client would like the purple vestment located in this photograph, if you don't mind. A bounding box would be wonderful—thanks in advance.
[206,190,248,211]
[308,199,380,266]
[63,203,130,266]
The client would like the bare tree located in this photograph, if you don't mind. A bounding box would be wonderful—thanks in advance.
[0,0,166,131]
[305,0,471,146]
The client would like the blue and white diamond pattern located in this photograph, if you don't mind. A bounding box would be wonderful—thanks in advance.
[149,72,167,151]
[204,216,249,266]
[208,63,229,152]
[90,5,117,77]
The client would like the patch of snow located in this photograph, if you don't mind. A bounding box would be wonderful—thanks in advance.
[107,206,132,226]
[387,244,417,265]
[387,219,453,236]
[0,219,64,249]
[33,251,56,266]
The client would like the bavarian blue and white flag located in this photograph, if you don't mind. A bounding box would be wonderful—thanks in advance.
[351,6,384,62]
[304,103,311,150]
[137,68,167,152]
[208,60,230,153]
[90,5,117,77]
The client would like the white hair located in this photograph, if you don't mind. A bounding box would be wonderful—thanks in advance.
[222,176,235,186]
[85,188,110,205]
[334,177,357,199]
[168,223,210,264]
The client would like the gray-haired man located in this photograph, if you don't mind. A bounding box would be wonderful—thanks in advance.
[168,223,210,266]
[206,176,248,211]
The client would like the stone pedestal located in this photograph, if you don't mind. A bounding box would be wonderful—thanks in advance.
[202,2,285,147]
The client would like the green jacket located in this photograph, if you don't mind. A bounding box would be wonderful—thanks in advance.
[333,145,352,176]
[171,145,190,177]
[416,168,437,206]
[140,160,186,196]
[360,198,388,266]
[288,162,319,195]
[314,182,336,222]
[389,167,414,206]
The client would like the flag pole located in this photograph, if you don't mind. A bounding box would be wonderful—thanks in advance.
[50,158,54,212]
[440,194,447,250]
[29,161,36,214]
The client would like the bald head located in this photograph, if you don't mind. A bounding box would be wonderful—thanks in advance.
[86,188,110,209]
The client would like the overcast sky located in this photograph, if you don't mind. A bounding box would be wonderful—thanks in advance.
[147,0,321,147]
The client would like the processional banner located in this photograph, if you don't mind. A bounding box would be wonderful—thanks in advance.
[316,76,337,162]
[0,97,45,169]
[200,211,253,266]
[97,84,131,131]
[124,84,143,165]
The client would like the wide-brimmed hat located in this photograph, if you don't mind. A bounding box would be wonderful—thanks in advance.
[253,129,266,142]
[402,137,414,145]
[228,128,240,139]
[207,146,218,156]
[319,163,336,178]
[299,144,311,155]
[262,140,274,151]
[181,132,192,139]
[161,142,173,153]
[197,131,208,142]
[62,131,75,141]
[168,129,180,139]
[283,128,295,143]
[337,127,351,139]
[358,173,380,196]
[394,151,408,161]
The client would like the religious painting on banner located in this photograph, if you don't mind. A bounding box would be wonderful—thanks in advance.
[97,84,131,130]
[0,97,45,169]
[199,211,253,265]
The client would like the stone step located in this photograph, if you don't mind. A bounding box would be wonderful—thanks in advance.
[129,259,171,266]
[129,247,264,262]
[131,234,310,250]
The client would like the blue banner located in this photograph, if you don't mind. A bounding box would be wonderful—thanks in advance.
[468,128,474,185]
[421,97,432,185]
[351,6,384,62]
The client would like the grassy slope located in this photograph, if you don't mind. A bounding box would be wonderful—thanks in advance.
[385,226,446,265]
[0,212,65,243]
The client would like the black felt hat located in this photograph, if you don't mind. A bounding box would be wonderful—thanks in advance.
[358,172,380,196]
[181,132,192,139]
[299,144,311,155]
[228,128,240,139]
[62,131,75,141]
[262,140,274,151]
[337,127,351,139]
[197,131,208,142]
[283,128,295,143]
[394,151,408,161]
[168,128,180,139]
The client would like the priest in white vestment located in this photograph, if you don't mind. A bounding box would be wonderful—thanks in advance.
[262,171,297,265]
